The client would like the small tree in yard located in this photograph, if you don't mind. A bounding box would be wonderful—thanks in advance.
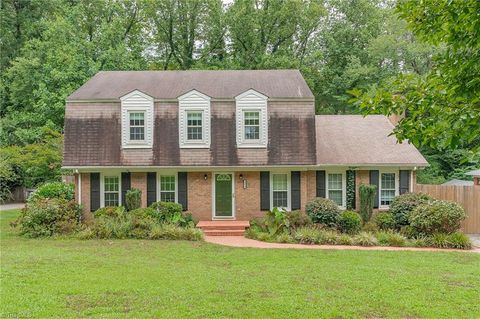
[125,188,141,211]
[359,184,376,222]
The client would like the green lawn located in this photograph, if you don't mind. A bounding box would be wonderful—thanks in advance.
[1,210,479,319]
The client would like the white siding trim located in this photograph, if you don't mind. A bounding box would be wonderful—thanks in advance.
[120,90,154,149]
[235,89,268,148]
[178,90,211,148]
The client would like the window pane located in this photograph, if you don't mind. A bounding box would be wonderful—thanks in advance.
[329,190,343,206]
[187,112,202,140]
[244,111,260,140]
[105,193,119,206]
[328,174,342,190]
[160,192,175,202]
[104,176,119,192]
[381,173,395,189]
[160,176,175,191]
[130,126,145,140]
[129,112,144,126]
[381,190,395,206]
[273,191,288,208]
[187,126,202,140]
[272,174,287,191]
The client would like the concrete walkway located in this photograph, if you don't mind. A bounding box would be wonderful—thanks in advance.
[205,236,480,253]
[0,203,25,211]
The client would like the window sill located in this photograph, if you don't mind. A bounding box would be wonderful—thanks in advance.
[179,144,210,149]
[122,144,152,149]
[237,144,267,149]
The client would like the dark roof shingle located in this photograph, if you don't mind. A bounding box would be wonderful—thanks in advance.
[67,70,314,100]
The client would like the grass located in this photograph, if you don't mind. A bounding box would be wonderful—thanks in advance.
[1,209,479,319]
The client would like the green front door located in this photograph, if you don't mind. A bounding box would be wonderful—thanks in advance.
[215,173,233,217]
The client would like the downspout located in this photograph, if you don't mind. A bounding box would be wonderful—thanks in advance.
[76,169,81,205]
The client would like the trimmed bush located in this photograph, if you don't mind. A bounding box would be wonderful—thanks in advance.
[286,210,312,229]
[94,206,125,219]
[28,182,74,202]
[353,232,378,246]
[374,212,396,230]
[359,184,376,222]
[375,231,407,247]
[389,192,432,227]
[125,188,142,211]
[409,200,466,235]
[15,198,81,237]
[338,210,362,234]
[305,197,340,227]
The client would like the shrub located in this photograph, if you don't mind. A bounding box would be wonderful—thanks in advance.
[389,192,432,227]
[125,188,142,211]
[28,182,74,202]
[445,232,471,250]
[353,232,378,246]
[128,214,157,239]
[150,201,184,223]
[374,212,396,230]
[409,200,466,235]
[337,234,353,245]
[15,198,81,237]
[274,232,294,243]
[305,197,340,227]
[94,206,126,219]
[320,229,340,245]
[375,231,407,247]
[294,227,321,244]
[265,207,290,235]
[285,210,312,229]
[337,210,362,234]
[430,233,450,249]
[362,221,379,232]
[359,184,376,222]
[91,215,132,239]
[149,224,202,241]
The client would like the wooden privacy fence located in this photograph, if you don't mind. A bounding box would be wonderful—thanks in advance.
[413,184,480,234]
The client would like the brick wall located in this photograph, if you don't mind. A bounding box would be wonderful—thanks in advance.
[306,170,317,205]
[187,172,212,220]
[355,170,370,210]
[234,171,263,220]
[131,172,147,207]
[80,173,92,222]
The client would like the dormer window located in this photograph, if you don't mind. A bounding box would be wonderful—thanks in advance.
[178,90,211,148]
[236,89,268,148]
[120,90,153,148]
[187,111,203,141]
[129,112,145,141]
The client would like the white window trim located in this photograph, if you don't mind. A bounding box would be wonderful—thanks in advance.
[326,170,346,209]
[270,171,291,211]
[379,169,399,209]
[100,172,122,207]
[178,90,211,148]
[120,90,154,149]
[236,89,268,148]
[156,172,178,203]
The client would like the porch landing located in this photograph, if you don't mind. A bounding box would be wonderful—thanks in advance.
[196,220,250,236]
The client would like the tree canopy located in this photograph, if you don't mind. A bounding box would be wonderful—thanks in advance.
[0,0,478,198]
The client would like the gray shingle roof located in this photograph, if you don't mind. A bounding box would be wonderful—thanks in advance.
[67,70,314,100]
[315,115,428,166]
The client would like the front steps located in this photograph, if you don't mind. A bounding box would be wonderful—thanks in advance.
[197,220,250,236]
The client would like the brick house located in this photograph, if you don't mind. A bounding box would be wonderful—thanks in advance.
[63,70,428,222]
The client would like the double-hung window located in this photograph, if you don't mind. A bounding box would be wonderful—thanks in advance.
[380,173,396,206]
[129,112,145,141]
[104,176,119,206]
[160,175,176,202]
[272,173,288,209]
[327,173,343,207]
[187,111,203,141]
[244,111,260,140]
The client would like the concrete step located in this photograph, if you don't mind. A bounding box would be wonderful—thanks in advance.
[203,229,245,236]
